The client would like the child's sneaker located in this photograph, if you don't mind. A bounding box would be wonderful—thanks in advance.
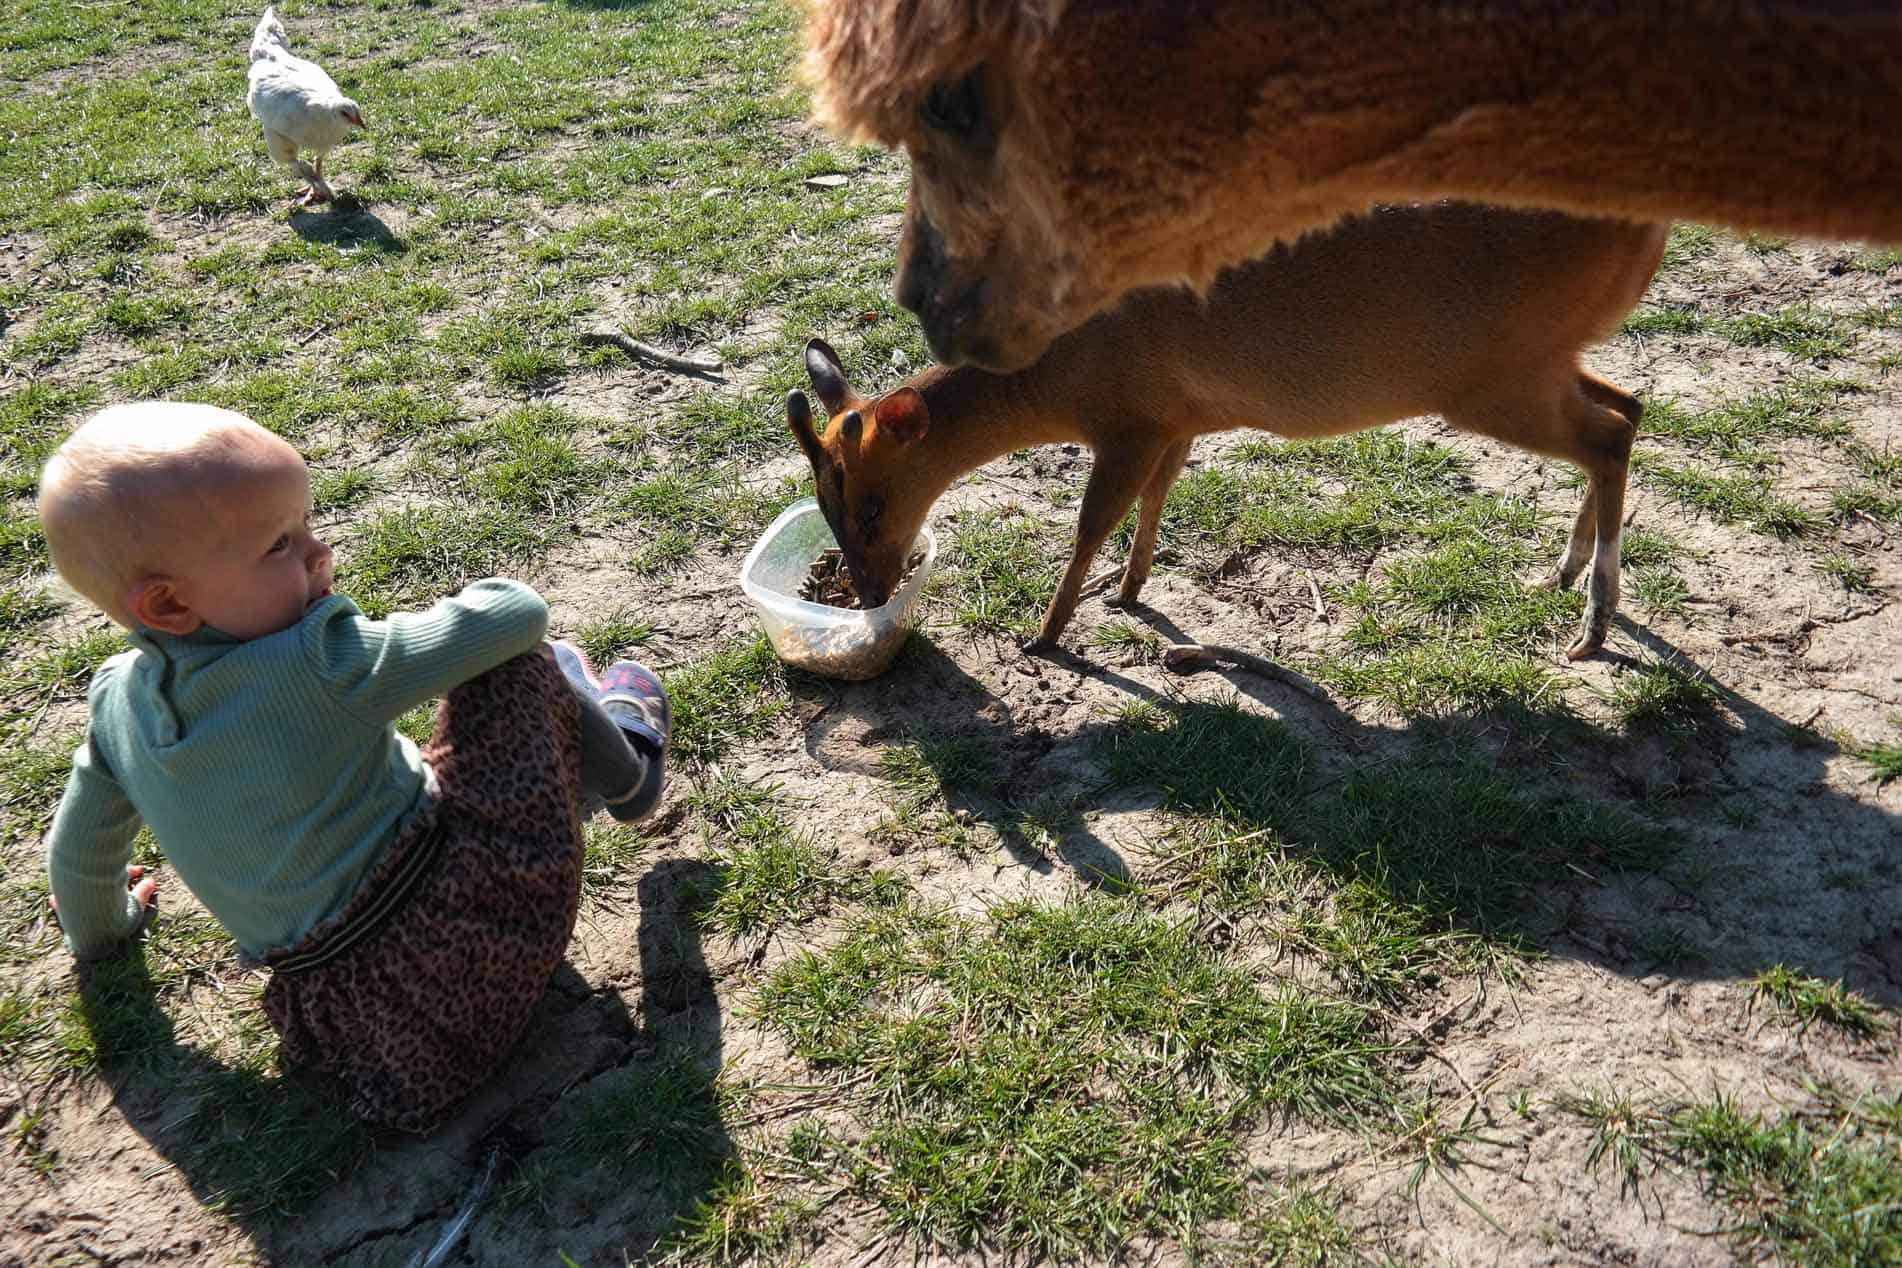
[549,639,602,694]
[597,660,670,822]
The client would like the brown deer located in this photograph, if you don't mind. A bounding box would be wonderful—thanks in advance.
[801,0,1902,371]
[786,202,1667,660]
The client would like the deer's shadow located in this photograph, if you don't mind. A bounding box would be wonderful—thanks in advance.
[795,611,1901,1007]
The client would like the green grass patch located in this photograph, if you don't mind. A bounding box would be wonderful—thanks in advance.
[1750,965,1885,1039]
[1631,452,1819,538]
[581,822,651,900]
[1718,307,1856,360]
[936,508,1063,638]
[1833,483,1902,524]
[338,504,552,617]
[570,1048,734,1195]
[1641,383,1854,462]
[460,404,607,515]
[1855,740,1902,785]
[1567,1085,1902,1267]
[754,895,1391,1256]
[1672,1089,1902,1265]
[696,781,858,939]
[174,1064,376,1218]
[0,736,76,829]
[664,634,787,765]
[1813,551,1875,594]
[665,1165,820,1265]
[1609,658,1721,737]
[1622,304,1708,338]
[1661,224,1718,268]
[1086,619,1162,662]
[1628,565,1692,617]
[1110,699,1666,954]
[571,610,657,667]
[877,730,1001,814]
[0,586,66,650]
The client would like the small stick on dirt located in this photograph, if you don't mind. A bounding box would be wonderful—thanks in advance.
[1162,642,1328,699]
[1720,621,1816,645]
[1394,1013,1488,1114]
[406,1147,499,1268]
[580,326,723,375]
[1302,570,1326,619]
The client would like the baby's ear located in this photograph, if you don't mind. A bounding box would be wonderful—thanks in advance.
[127,578,201,636]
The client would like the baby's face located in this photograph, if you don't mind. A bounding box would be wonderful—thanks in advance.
[168,446,334,641]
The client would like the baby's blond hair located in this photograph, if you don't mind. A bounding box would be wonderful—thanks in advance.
[38,402,295,628]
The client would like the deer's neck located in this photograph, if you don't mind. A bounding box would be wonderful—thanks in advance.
[905,363,1085,485]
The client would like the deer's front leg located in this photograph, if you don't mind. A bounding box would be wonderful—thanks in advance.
[1113,438,1193,607]
[1026,446,1164,655]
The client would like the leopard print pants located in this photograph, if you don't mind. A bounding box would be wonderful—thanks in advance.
[260,646,584,1134]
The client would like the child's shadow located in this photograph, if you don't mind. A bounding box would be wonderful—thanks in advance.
[64,863,736,1263]
[68,946,378,1231]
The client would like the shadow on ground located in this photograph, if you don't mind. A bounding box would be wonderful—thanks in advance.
[71,854,734,1264]
[795,613,1901,1009]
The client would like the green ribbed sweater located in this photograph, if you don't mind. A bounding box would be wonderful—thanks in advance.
[45,579,549,960]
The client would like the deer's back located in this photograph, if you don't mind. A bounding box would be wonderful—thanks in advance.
[1036,202,1666,441]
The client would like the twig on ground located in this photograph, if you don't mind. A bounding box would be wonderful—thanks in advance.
[406,1147,498,1268]
[1725,601,1886,644]
[580,326,723,375]
[1162,642,1328,699]
[1302,569,1326,619]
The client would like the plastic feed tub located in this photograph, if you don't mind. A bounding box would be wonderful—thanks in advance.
[739,498,936,681]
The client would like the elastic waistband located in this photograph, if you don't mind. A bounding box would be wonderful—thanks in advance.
[267,818,447,976]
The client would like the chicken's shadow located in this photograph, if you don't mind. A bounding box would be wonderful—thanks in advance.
[289,203,404,255]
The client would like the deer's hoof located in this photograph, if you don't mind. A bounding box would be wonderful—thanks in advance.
[1565,633,1605,661]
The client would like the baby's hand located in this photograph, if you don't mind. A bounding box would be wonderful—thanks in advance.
[49,863,160,920]
[126,864,159,913]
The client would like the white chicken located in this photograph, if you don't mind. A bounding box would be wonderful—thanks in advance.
[246,7,366,208]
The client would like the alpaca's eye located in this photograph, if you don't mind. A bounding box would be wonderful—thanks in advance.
[921,74,983,137]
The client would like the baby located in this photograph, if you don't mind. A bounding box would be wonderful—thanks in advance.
[39,401,669,1133]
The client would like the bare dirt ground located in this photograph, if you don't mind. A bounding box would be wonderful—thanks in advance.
[9,230,1896,1268]
[1,9,1897,1256]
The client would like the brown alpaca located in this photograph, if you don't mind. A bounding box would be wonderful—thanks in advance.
[787,203,1666,661]
[801,0,1902,371]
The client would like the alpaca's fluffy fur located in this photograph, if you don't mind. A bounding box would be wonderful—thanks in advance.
[800,0,1063,141]
[802,0,1902,370]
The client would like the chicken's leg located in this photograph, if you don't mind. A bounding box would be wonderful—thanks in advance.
[289,158,333,207]
[306,155,336,205]
[264,130,320,207]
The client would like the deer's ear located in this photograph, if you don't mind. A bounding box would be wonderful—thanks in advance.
[785,391,830,474]
[804,337,851,414]
[875,387,931,446]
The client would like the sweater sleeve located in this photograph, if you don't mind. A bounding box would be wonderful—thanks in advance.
[45,725,147,961]
[303,578,551,724]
